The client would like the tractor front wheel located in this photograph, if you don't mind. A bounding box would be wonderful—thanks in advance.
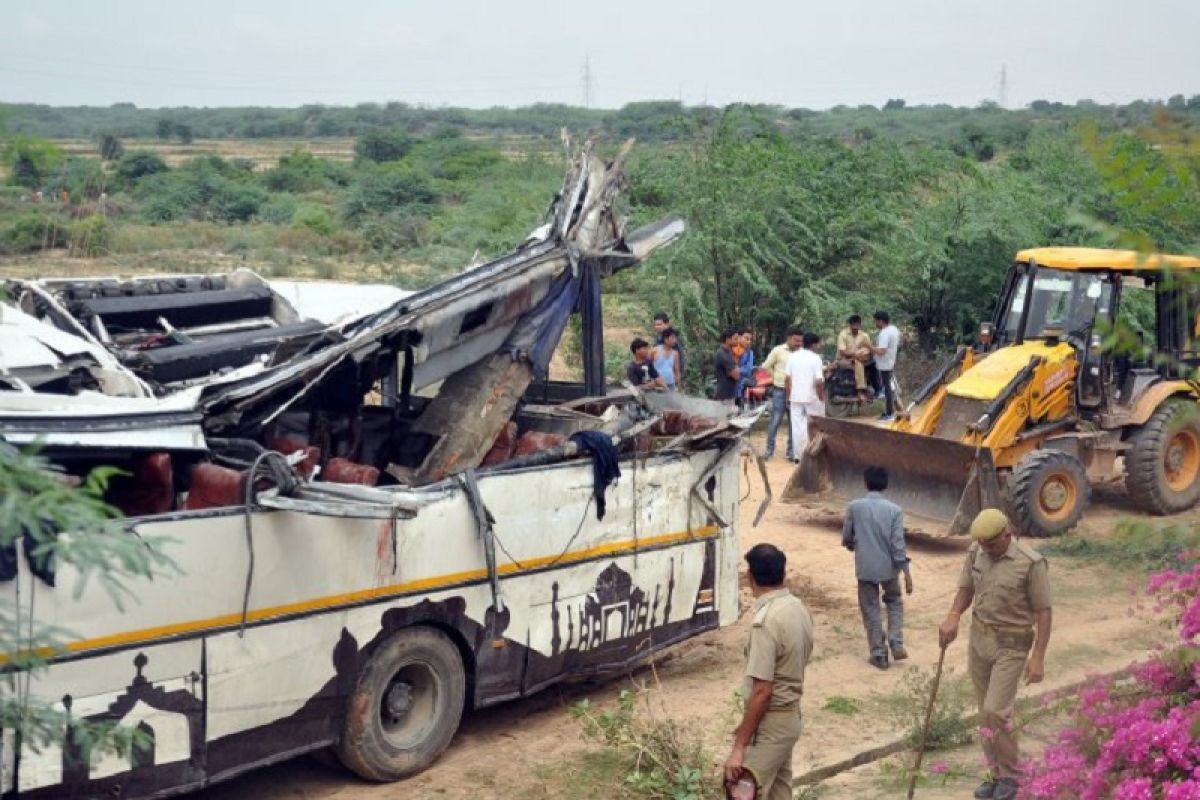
[1007,450,1090,537]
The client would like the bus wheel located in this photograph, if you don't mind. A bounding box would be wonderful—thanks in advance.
[338,627,466,781]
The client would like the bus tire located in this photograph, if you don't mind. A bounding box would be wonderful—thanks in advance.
[337,626,466,782]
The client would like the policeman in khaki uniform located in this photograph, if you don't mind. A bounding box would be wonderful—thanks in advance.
[725,544,815,800]
[938,509,1053,800]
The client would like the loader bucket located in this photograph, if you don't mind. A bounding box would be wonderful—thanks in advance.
[781,416,1002,537]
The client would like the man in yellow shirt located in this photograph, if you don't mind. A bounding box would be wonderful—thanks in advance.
[760,326,804,460]
[836,315,874,401]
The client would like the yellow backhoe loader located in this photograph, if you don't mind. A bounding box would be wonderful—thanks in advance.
[784,247,1200,536]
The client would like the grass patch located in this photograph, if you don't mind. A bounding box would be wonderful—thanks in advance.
[570,681,723,800]
[1042,518,1200,572]
[875,666,975,750]
[822,695,862,716]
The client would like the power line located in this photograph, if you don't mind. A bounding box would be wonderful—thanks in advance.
[998,64,1008,108]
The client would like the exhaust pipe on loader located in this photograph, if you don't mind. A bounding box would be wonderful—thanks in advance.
[781,416,1003,536]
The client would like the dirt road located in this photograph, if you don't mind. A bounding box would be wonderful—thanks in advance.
[204,435,1183,799]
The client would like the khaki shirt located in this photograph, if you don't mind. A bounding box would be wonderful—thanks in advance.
[957,540,1053,629]
[761,344,794,388]
[744,589,815,709]
[836,328,872,360]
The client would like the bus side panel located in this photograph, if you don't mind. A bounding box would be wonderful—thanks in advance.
[715,447,743,628]
[13,640,204,799]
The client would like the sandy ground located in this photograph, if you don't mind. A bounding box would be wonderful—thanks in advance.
[202,432,1187,799]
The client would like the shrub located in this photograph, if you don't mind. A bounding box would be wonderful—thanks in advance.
[134,157,265,222]
[68,215,111,257]
[46,158,108,200]
[136,171,200,222]
[357,209,432,252]
[262,149,337,193]
[258,193,300,224]
[354,125,415,163]
[292,204,336,236]
[114,150,168,186]
[209,181,266,222]
[412,138,503,182]
[342,163,438,223]
[878,666,975,750]
[1,212,70,254]
[97,133,124,161]
[5,137,63,188]
[571,685,719,800]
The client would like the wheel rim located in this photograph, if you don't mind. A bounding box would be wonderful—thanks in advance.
[1038,471,1077,521]
[1164,428,1200,493]
[378,660,440,748]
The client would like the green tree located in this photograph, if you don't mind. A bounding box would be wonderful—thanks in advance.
[354,125,415,163]
[155,117,174,140]
[342,163,438,222]
[4,137,63,189]
[0,441,174,756]
[114,150,168,185]
[628,108,919,371]
[97,133,124,161]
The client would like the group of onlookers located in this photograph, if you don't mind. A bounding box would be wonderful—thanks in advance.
[753,311,901,461]
[834,312,901,420]
[624,311,901,459]
[626,313,684,392]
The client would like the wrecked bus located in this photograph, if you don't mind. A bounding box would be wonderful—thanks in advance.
[0,142,751,797]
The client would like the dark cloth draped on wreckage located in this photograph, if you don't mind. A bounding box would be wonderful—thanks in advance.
[569,430,621,520]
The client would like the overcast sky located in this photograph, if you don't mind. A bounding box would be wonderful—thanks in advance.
[2,0,1197,110]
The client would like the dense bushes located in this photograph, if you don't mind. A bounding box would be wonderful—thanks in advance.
[114,150,168,186]
[135,157,267,222]
[354,126,415,163]
[9,97,1199,146]
[261,149,349,192]
[3,102,1195,292]
[342,163,439,223]
[4,137,63,188]
[1,212,69,254]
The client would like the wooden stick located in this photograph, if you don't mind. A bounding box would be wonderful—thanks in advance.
[907,645,948,800]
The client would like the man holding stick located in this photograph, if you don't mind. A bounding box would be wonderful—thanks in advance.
[937,509,1053,800]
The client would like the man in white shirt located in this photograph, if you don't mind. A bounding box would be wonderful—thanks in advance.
[872,311,901,421]
[784,332,826,461]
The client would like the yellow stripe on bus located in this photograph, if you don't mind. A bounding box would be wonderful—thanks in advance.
[54,525,721,658]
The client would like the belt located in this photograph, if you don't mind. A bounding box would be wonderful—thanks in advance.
[766,700,801,712]
[972,617,1033,635]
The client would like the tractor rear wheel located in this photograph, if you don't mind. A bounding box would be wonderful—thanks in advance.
[1007,450,1090,537]
[1125,399,1200,515]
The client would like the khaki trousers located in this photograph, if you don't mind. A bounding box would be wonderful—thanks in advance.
[744,706,802,800]
[851,351,871,390]
[968,624,1033,779]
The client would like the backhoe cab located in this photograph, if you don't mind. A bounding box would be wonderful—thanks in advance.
[785,247,1200,537]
